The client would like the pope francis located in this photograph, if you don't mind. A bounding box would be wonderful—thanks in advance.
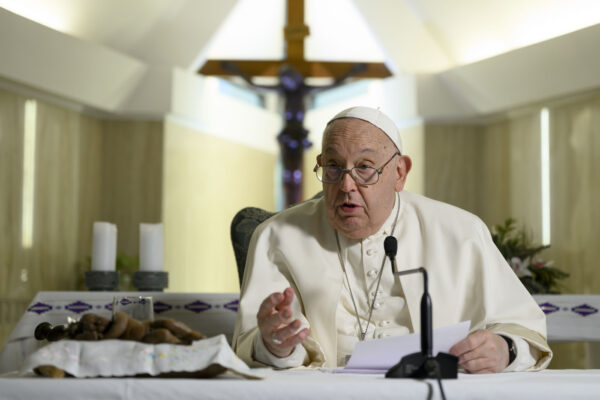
[232,106,552,373]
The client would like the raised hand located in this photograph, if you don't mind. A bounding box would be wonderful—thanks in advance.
[257,287,310,358]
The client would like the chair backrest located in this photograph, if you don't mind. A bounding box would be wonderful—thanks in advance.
[230,207,276,285]
[230,192,323,287]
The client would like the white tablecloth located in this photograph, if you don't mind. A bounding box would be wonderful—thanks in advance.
[0,291,239,374]
[2,292,599,375]
[1,368,600,400]
[533,295,600,342]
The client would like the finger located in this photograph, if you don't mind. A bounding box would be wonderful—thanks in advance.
[458,340,506,373]
[457,348,479,366]
[265,324,310,358]
[262,307,294,332]
[257,292,285,320]
[461,356,497,374]
[276,306,294,325]
[281,327,310,349]
[271,319,302,343]
[449,330,486,357]
[456,337,493,362]
[275,288,295,311]
[456,334,498,364]
[271,327,310,353]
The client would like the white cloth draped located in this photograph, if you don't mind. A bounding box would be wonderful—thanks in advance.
[3,369,600,400]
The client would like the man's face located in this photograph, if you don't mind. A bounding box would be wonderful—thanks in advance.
[317,118,411,240]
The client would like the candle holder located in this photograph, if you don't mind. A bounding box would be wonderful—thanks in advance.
[133,271,168,292]
[85,270,119,291]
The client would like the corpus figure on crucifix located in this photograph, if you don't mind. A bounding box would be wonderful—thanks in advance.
[222,61,368,205]
[199,0,391,207]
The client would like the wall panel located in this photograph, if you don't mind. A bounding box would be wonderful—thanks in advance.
[101,120,163,256]
[163,120,276,293]
[477,120,510,226]
[424,123,484,215]
[0,88,105,348]
[548,94,600,294]
[0,87,163,348]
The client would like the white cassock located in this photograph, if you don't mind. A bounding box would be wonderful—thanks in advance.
[233,191,552,370]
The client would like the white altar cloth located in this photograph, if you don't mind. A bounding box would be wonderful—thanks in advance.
[2,292,599,375]
[533,295,600,342]
[0,291,239,374]
[1,368,600,400]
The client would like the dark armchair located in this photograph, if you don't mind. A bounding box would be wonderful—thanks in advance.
[230,192,323,286]
[230,207,276,285]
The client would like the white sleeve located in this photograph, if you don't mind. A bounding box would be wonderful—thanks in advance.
[252,332,308,369]
[502,334,537,372]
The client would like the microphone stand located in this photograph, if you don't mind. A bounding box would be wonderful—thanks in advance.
[385,267,458,380]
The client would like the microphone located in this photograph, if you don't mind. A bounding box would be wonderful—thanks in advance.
[384,236,398,275]
[384,252,458,380]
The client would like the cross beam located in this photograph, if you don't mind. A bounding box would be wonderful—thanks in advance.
[198,0,392,206]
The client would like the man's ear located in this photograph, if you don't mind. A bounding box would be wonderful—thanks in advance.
[394,155,412,192]
[316,154,322,166]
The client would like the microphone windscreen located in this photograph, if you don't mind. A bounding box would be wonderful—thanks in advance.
[384,236,397,257]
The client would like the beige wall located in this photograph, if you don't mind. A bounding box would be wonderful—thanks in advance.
[101,120,164,256]
[400,123,425,195]
[424,113,544,236]
[422,91,600,368]
[163,120,276,293]
[547,94,600,369]
[0,88,102,348]
[548,93,600,295]
[424,123,485,216]
[303,147,322,199]
[0,87,163,348]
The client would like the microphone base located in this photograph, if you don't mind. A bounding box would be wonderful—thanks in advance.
[385,352,458,379]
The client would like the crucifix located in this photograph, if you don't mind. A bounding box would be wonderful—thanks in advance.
[199,0,391,207]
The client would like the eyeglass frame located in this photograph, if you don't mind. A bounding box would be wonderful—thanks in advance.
[313,151,401,186]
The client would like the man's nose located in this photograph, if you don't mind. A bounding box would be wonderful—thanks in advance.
[339,170,357,192]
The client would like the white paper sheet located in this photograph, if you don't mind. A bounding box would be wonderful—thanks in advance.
[340,321,470,373]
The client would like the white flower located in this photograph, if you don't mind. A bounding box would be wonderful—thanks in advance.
[509,257,532,277]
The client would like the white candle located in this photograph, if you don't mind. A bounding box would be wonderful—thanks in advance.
[91,222,117,271]
[139,223,163,272]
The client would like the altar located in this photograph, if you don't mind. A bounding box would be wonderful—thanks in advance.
[1,292,600,399]
[0,291,239,375]
[2,292,600,374]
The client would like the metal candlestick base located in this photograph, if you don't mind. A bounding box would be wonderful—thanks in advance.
[85,271,119,291]
[133,271,168,292]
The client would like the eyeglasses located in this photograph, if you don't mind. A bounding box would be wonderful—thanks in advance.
[314,152,401,185]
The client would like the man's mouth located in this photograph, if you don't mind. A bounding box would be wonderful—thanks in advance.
[340,202,361,213]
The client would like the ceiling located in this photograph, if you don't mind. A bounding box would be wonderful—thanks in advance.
[1,0,600,128]
[2,0,600,74]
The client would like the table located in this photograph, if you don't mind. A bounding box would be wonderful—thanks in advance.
[1,368,600,400]
[0,291,239,374]
[2,293,599,375]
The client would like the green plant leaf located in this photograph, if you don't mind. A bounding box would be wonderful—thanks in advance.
[491,219,569,294]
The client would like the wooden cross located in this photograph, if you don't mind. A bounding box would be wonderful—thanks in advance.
[198,0,392,207]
